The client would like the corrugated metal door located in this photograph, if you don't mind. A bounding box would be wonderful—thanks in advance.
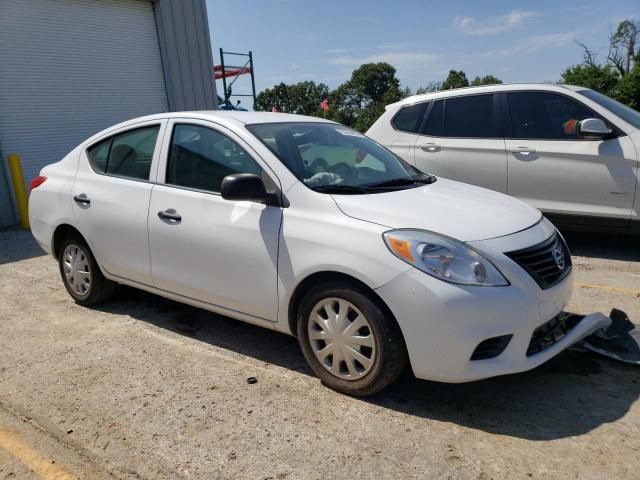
[0,0,169,226]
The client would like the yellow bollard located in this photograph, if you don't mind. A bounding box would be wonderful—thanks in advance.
[7,153,30,229]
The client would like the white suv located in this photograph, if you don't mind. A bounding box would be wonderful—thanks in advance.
[367,84,640,234]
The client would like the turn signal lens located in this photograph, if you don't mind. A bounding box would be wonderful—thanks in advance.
[29,176,47,193]
[388,237,415,262]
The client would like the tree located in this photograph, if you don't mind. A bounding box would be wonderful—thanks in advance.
[442,70,469,90]
[329,62,403,132]
[256,81,329,115]
[561,64,619,96]
[608,20,639,76]
[470,75,502,86]
[415,81,442,94]
[560,19,639,109]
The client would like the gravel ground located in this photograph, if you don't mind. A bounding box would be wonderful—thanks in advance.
[0,227,638,479]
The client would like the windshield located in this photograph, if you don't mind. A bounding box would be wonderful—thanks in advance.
[246,122,434,193]
[578,89,640,130]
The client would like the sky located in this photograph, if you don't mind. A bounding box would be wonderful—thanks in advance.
[206,0,638,105]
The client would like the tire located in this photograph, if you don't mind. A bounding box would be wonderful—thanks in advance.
[58,235,116,306]
[297,281,408,396]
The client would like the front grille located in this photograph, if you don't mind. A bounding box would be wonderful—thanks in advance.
[470,334,513,360]
[526,313,583,356]
[505,232,572,289]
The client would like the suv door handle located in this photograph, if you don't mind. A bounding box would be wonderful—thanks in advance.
[158,209,182,222]
[73,194,91,205]
[419,143,441,152]
[510,147,536,155]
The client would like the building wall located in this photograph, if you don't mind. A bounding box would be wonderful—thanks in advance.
[0,0,218,227]
[154,0,219,111]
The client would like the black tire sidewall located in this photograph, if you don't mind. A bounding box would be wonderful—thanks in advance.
[297,282,404,396]
[58,236,110,305]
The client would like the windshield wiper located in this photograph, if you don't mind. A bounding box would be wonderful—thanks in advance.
[364,175,436,190]
[312,184,371,194]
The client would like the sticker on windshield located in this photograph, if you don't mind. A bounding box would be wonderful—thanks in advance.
[335,128,365,137]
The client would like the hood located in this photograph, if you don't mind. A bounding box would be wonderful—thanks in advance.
[332,178,542,242]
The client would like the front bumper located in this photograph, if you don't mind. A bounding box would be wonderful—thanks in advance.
[375,218,611,383]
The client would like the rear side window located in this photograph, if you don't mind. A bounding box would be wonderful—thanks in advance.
[444,94,497,138]
[422,100,443,136]
[508,92,598,139]
[166,124,262,193]
[86,125,159,180]
[392,102,428,133]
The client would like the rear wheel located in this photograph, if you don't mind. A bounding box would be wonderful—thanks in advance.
[297,281,407,396]
[58,236,116,306]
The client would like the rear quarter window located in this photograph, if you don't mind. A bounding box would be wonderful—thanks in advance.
[392,102,428,133]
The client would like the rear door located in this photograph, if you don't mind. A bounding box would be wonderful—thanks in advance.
[147,119,282,321]
[72,120,166,285]
[504,91,636,224]
[413,93,508,193]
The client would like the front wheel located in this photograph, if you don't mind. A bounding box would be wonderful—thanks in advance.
[297,281,408,396]
[58,236,116,306]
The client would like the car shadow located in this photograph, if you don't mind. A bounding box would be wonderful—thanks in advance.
[0,227,47,265]
[96,285,640,442]
[560,230,640,262]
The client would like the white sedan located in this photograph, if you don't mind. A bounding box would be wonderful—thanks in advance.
[29,111,610,395]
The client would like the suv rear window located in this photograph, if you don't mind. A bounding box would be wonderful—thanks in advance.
[392,102,428,133]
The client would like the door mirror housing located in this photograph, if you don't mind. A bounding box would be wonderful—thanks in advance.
[579,118,613,139]
[221,173,280,206]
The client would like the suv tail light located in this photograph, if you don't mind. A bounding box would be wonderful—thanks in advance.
[30,176,47,192]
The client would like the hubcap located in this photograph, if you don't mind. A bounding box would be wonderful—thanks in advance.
[308,298,376,380]
[62,244,92,297]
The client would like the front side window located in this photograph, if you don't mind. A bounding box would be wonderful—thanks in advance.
[508,92,598,140]
[392,102,428,133]
[166,124,262,193]
[86,125,159,180]
[577,88,640,130]
[444,94,497,138]
[247,122,434,193]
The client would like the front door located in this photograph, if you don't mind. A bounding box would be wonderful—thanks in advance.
[148,120,282,321]
[505,91,636,223]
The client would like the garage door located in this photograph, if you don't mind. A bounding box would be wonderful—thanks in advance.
[0,0,168,226]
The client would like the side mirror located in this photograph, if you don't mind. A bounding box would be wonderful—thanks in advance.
[221,173,279,206]
[579,118,612,139]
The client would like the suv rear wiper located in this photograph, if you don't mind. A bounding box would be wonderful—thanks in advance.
[312,184,371,194]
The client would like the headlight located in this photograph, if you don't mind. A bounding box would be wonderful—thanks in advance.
[383,229,509,286]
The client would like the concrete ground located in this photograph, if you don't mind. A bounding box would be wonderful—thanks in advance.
[0,227,638,479]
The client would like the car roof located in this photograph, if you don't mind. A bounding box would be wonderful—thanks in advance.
[391,83,589,108]
[117,110,336,129]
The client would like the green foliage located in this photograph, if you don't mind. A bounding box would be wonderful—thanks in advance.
[415,81,442,95]
[612,60,640,110]
[559,19,639,110]
[470,75,503,86]
[256,81,329,115]
[442,70,469,90]
[560,64,619,96]
[328,63,403,132]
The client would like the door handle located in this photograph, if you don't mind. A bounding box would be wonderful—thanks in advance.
[157,209,181,222]
[73,194,91,205]
[510,147,536,155]
[419,143,441,152]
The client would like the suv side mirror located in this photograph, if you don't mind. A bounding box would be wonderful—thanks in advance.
[579,118,612,139]
[221,173,280,206]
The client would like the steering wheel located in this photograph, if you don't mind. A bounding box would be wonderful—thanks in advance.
[330,162,351,178]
